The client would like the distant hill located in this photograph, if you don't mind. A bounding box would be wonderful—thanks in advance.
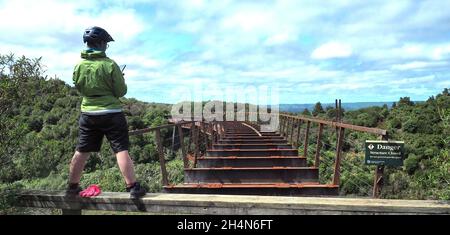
[279,102,396,113]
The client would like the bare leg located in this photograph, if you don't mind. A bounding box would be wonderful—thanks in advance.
[68,151,90,184]
[116,150,136,187]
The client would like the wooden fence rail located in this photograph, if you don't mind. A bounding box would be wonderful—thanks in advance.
[278,114,388,197]
[128,121,219,186]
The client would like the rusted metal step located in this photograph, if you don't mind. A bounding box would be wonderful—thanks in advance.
[196,156,307,167]
[225,131,277,134]
[220,136,285,141]
[184,167,319,184]
[224,133,281,137]
[218,139,288,144]
[213,143,292,150]
[225,131,278,135]
[170,121,336,196]
[164,183,339,196]
[207,149,298,157]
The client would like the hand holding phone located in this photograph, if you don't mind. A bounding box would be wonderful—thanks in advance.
[121,65,126,76]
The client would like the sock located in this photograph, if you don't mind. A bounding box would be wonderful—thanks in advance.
[68,183,80,189]
[126,182,137,190]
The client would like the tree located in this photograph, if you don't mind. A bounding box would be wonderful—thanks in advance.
[1,54,45,182]
[398,97,414,106]
[301,108,311,116]
[312,102,325,116]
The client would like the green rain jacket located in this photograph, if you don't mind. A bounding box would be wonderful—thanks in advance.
[73,50,127,113]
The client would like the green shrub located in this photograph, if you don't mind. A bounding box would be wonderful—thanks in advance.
[0,182,24,215]
[404,154,420,175]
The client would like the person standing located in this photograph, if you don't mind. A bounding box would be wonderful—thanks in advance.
[66,26,146,199]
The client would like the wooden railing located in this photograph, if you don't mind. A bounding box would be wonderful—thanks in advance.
[128,121,224,186]
[278,113,388,197]
[131,111,388,197]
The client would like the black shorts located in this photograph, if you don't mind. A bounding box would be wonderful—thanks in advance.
[76,112,129,153]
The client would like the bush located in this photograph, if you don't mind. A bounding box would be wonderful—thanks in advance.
[0,182,24,215]
[20,172,67,191]
[45,113,60,125]
[81,167,125,192]
[404,154,420,175]
[28,117,43,132]
[403,117,419,133]
[388,117,402,129]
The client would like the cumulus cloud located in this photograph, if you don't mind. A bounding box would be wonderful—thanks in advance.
[311,42,353,60]
[0,0,145,84]
[0,0,448,104]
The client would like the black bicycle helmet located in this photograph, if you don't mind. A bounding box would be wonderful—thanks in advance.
[83,26,114,44]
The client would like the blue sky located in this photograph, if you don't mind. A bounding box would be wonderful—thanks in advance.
[0,0,449,104]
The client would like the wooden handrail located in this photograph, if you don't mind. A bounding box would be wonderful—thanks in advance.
[277,112,388,194]
[128,121,194,136]
[280,114,386,136]
[127,120,221,186]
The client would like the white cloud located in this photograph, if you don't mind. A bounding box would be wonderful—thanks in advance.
[118,55,162,69]
[0,1,144,42]
[391,61,447,71]
[1,0,448,103]
[264,32,297,46]
[221,9,274,33]
[431,44,450,60]
[0,0,145,83]
[311,42,353,60]
[390,75,436,85]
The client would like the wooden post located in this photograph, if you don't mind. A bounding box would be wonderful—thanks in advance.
[373,165,385,198]
[284,116,288,136]
[338,99,342,122]
[285,117,290,139]
[335,99,338,122]
[332,127,345,185]
[373,134,387,198]
[155,128,169,186]
[296,119,302,148]
[215,121,219,142]
[289,117,295,146]
[279,116,284,136]
[335,99,339,150]
[170,125,176,155]
[177,124,188,169]
[187,122,193,154]
[201,122,208,151]
[208,122,214,148]
[315,123,324,168]
[303,121,311,159]
[193,123,199,168]
[213,122,218,145]
[217,122,221,141]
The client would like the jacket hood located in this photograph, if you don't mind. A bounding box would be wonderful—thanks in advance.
[81,50,107,59]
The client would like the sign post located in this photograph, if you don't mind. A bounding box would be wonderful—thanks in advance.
[365,140,404,198]
[373,165,384,198]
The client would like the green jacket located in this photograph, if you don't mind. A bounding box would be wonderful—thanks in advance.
[73,50,127,112]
